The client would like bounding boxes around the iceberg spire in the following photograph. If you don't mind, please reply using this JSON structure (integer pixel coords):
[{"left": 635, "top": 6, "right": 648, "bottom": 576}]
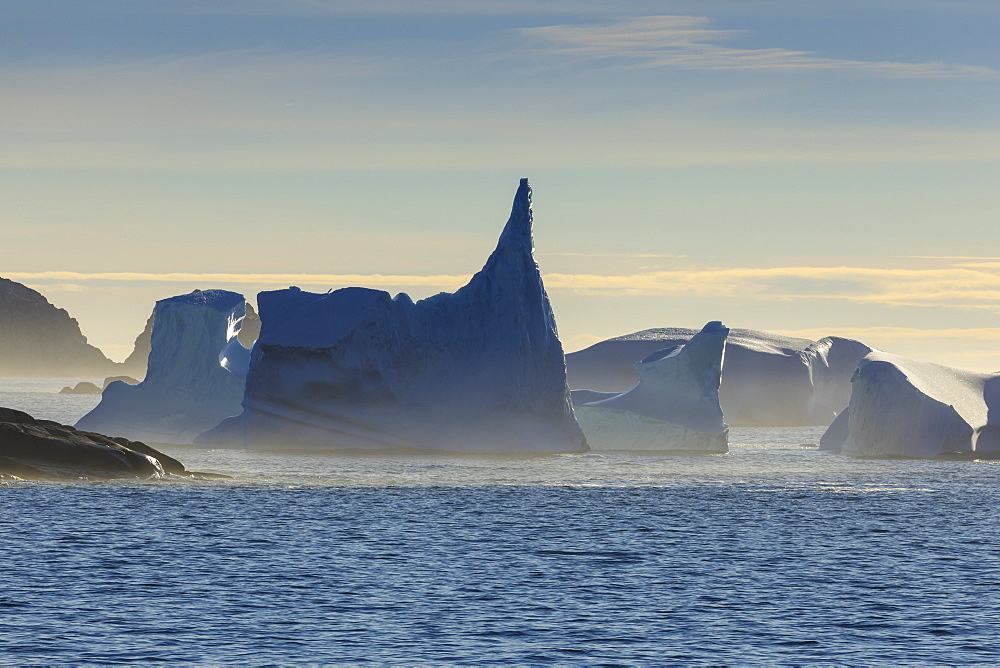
[
  {"left": 496, "top": 177, "right": 533, "bottom": 249},
  {"left": 198, "top": 179, "right": 586, "bottom": 453}
]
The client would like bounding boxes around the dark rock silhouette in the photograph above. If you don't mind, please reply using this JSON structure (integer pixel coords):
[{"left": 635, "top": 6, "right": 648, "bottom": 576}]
[
  {"left": 102, "top": 375, "right": 140, "bottom": 390},
  {"left": 238, "top": 302, "right": 261, "bottom": 348},
  {"left": 119, "top": 312, "right": 154, "bottom": 379},
  {"left": 0, "top": 406, "right": 228, "bottom": 481},
  {"left": 0, "top": 407, "right": 180, "bottom": 480},
  {"left": 59, "top": 381, "right": 102, "bottom": 395},
  {"left": 0, "top": 278, "right": 118, "bottom": 377}
]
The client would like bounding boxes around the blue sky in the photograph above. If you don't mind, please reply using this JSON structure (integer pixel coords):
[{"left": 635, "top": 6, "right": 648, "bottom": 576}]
[{"left": 3, "top": 0, "right": 1000, "bottom": 369}]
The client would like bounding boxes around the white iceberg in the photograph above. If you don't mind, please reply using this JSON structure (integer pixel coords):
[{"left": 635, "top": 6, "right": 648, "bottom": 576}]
[
  {"left": 76, "top": 290, "right": 249, "bottom": 444},
  {"left": 572, "top": 321, "right": 729, "bottom": 452},
  {"left": 198, "top": 179, "right": 587, "bottom": 453},
  {"left": 567, "top": 329, "right": 870, "bottom": 426},
  {"left": 821, "top": 351, "right": 1000, "bottom": 459}
]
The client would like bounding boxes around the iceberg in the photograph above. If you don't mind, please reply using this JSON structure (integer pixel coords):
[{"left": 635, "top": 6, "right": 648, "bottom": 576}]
[
  {"left": 572, "top": 321, "right": 729, "bottom": 452},
  {"left": 566, "top": 329, "right": 870, "bottom": 426},
  {"left": 75, "top": 290, "right": 249, "bottom": 444},
  {"left": 820, "top": 351, "right": 1000, "bottom": 459},
  {"left": 198, "top": 179, "right": 587, "bottom": 453},
  {"left": 120, "top": 300, "right": 259, "bottom": 381},
  {"left": 818, "top": 408, "right": 850, "bottom": 453}
]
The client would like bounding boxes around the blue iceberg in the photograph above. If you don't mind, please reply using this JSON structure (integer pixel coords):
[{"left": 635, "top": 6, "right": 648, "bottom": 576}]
[{"left": 199, "top": 179, "right": 587, "bottom": 453}]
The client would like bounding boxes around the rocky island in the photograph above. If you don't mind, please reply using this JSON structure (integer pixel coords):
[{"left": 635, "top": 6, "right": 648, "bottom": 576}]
[{"left": 0, "top": 406, "right": 213, "bottom": 481}]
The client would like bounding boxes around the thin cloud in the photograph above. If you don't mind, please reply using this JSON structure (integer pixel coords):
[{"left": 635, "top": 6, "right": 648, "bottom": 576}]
[
  {"left": 8, "top": 271, "right": 471, "bottom": 289},
  {"left": 953, "top": 262, "right": 1000, "bottom": 269},
  {"left": 907, "top": 256, "right": 1000, "bottom": 260},
  {"left": 540, "top": 252, "right": 685, "bottom": 258},
  {"left": 12, "top": 265, "right": 1000, "bottom": 311},
  {"left": 774, "top": 327, "right": 1000, "bottom": 342},
  {"left": 87, "top": 0, "right": 635, "bottom": 17},
  {"left": 35, "top": 283, "right": 87, "bottom": 293},
  {"left": 522, "top": 15, "right": 998, "bottom": 78}
]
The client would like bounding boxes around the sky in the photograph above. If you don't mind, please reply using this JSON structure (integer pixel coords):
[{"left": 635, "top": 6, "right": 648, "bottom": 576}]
[{"left": 2, "top": 0, "right": 1000, "bottom": 370}]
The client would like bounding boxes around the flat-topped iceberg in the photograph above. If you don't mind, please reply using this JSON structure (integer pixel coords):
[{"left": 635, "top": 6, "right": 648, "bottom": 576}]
[
  {"left": 567, "top": 329, "right": 869, "bottom": 426},
  {"left": 198, "top": 179, "right": 587, "bottom": 453},
  {"left": 821, "top": 351, "right": 1000, "bottom": 459},
  {"left": 572, "top": 321, "right": 729, "bottom": 452},
  {"left": 76, "top": 290, "right": 249, "bottom": 444}
]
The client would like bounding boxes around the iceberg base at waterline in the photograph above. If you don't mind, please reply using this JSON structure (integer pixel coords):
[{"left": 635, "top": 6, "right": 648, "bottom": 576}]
[
  {"left": 572, "top": 321, "right": 729, "bottom": 453},
  {"left": 573, "top": 408, "right": 728, "bottom": 453},
  {"left": 76, "top": 290, "right": 249, "bottom": 445},
  {"left": 821, "top": 350, "right": 1000, "bottom": 460}
]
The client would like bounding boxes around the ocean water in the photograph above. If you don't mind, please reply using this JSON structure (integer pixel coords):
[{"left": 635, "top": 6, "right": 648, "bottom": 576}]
[{"left": 2, "top": 380, "right": 1000, "bottom": 664}]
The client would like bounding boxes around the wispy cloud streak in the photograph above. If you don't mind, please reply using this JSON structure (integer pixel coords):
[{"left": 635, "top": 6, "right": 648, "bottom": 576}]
[
  {"left": 774, "top": 327, "right": 1000, "bottom": 342},
  {"left": 8, "top": 271, "right": 471, "bottom": 288},
  {"left": 523, "top": 16, "right": 998, "bottom": 78},
  {"left": 540, "top": 252, "right": 685, "bottom": 258},
  {"left": 12, "top": 265, "right": 1000, "bottom": 311}
]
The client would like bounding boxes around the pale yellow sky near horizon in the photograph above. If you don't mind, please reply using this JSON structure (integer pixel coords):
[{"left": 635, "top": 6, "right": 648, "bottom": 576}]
[
  {"left": 4, "top": 2, "right": 1000, "bottom": 372},
  {"left": 16, "top": 256, "right": 1000, "bottom": 373}
]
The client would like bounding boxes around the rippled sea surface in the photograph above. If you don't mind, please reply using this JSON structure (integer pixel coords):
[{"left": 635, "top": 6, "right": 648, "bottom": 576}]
[{"left": 2, "top": 381, "right": 1000, "bottom": 664}]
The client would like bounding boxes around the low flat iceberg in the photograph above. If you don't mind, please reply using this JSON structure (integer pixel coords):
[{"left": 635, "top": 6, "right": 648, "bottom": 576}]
[
  {"left": 198, "top": 179, "right": 587, "bottom": 453},
  {"left": 76, "top": 290, "right": 249, "bottom": 444},
  {"left": 572, "top": 321, "right": 729, "bottom": 453},
  {"left": 567, "top": 329, "right": 870, "bottom": 426},
  {"left": 821, "top": 351, "right": 1000, "bottom": 459}
]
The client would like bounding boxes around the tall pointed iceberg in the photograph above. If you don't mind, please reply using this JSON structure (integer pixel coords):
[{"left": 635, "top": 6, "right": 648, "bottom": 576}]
[
  {"left": 76, "top": 290, "right": 249, "bottom": 444},
  {"left": 199, "top": 179, "right": 587, "bottom": 453}
]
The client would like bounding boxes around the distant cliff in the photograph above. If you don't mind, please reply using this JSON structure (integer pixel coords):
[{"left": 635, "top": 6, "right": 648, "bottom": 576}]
[
  {"left": 119, "top": 312, "right": 153, "bottom": 379},
  {"left": 239, "top": 302, "right": 261, "bottom": 348},
  {"left": 0, "top": 278, "right": 119, "bottom": 377}
]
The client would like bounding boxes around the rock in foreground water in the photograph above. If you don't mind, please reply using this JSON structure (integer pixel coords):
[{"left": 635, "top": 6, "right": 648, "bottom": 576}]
[{"left": 0, "top": 407, "right": 193, "bottom": 481}]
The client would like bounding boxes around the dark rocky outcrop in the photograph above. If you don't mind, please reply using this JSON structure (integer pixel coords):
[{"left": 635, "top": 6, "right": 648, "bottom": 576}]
[
  {"left": 102, "top": 375, "right": 140, "bottom": 390},
  {"left": 59, "top": 381, "right": 102, "bottom": 395},
  {"left": 238, "top": 302, "right": 261, "bottom": 348},
  {"left": 58, "top": 376, "right": 139, "bottom": 395},
  {"left": 119, "top": 313, "right": 154, "bottom": 380},
  {"left": 0, "top": 278, "right": 119, "bottom": 377},
  {"left": 0, "top": 406, "right": 215, "bottom": 481}
]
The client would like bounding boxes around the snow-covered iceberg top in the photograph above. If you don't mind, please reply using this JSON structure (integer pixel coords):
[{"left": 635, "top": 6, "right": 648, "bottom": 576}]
[
  {"left": 572, "top": 321, "right": 729, "bottom": 452},
  {"left": 822, "top": 350, "right": 1000, "bottom": 459},
  {"left": 198, "top": 179, "right": 587, "bottom": 453},
  {"left": 76, "top": 289, "right": 249, "bottom": 444}
]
